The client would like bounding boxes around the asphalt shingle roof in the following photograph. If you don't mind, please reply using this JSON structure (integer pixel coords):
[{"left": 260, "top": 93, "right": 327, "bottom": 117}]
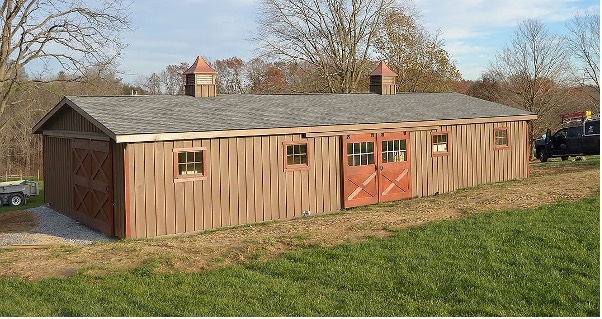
[{"left": 64, "top": 93, "right": 534, "bottom": 136}]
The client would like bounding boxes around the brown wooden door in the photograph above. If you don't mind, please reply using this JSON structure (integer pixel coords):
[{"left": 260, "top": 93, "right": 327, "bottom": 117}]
[
  {"left": 377, "top": 131, "right": 411, "bottom": 203},
  {"left": 342, "top": 133, "right": 379, "bottom": 208},
  {"left": 342, "top": 132, "right": 412, "bottom": 208},
  {"left": 72, "top": 139, "right": 114, "bottom": 235}
]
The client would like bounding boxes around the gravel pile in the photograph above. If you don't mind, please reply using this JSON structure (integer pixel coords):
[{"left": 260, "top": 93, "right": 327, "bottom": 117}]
[{"left": 0, "top": 206, "right": 115, "bottom": 246}]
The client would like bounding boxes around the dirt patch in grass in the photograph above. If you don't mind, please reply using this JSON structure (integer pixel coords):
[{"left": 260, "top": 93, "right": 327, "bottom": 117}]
[
  {"left": 0, "top": 161, "right": 599, "bottom": 281},
  {"left": 0, "top": 211, "right": 38, "bottom": 233}
]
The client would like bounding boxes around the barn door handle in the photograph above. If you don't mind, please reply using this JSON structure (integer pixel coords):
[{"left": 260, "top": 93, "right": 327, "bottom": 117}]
[{"left": 380, "top": 165, "right": 384, "bottom": 171}]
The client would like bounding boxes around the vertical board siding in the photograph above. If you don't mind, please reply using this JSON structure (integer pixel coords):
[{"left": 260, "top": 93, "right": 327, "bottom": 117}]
[
  {"left": 112, "top": 143, "right": 126, "bottom": 238},
  {"left": 43, "top": 136, "right": 73, "bottom": 218},
  {"left": 124, "top": 121, "right": 528, "bottom": 239},
  {"left": 124, "top": 134, "right": 342, "bottom": 238},
  {"left": 410, "top": 121, "right": 529, "bottom": 198},
  {"left": 45, "top": 136, "right": 128, "bottom": 238},
  {"left": 44, "top": 107, "right": 103, "bottom": 133}
]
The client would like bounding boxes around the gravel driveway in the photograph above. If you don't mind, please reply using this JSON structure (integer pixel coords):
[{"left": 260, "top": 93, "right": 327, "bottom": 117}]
[{"left": 0, "top": 206, "right": 115, "bottom": 246}]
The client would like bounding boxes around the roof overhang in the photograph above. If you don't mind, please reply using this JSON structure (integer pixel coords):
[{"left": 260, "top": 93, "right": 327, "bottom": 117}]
[
  {"left": 32, "top": 97, "right": 117, "bottom": 141},
  {"left": 113, "top": 114, "right": 537, "bottom": 143}
]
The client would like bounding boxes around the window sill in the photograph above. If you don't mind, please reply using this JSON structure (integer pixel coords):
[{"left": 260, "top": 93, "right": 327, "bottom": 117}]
[
  {"left": 174, "top": 175, "right": 207, "bottom": 182},
  {"left": 284, "top": 165, "right": 310, "bottom": 172},
  {"left": 432, "top": 151, "right": 450, "bottom": 157}
]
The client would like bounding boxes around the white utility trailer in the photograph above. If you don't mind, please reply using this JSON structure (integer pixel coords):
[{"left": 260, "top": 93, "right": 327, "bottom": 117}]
[{"left": 0, "top": 180, "right": 40, "bottom": 206}]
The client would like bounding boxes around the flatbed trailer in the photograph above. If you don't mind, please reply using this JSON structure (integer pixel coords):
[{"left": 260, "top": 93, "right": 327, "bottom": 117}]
[{"left": 0, "top": 180, "right": 40, "bottom": 206}]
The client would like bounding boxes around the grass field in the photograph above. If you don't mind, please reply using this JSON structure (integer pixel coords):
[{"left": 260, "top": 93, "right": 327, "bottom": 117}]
[
  {"left": 0, "top": 194, "right": 598, "bottom": 316},
  {"left": 531, "top": 154, "right": 600, "bottom": 167}
]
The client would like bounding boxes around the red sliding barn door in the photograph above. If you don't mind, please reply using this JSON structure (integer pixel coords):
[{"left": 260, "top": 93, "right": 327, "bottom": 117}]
[
  {"left": 378, "top": 131, "right": 411, "bottom": 203},
  {"left": 72, "top": 139, "right": 114, "bottom": 235},
  {"left": 342, "top": 133, "right": 379, "bottom": 208},
  {"left": 342, "top": 132, "right": 412, "bottom": 208}
]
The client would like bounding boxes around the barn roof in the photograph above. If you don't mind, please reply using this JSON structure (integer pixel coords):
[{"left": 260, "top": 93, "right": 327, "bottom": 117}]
[{"left": 33, "top": 92, "right": 536, "bottom": 143}]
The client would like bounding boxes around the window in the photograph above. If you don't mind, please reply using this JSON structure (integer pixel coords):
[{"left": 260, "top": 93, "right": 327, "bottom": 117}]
[
  {"left": 174, "top": 147, "right": 207, "bottom": 181},
  {"left": 284, "top": 141, "right": 310, "bottom": 171},
  {"left": 347, "top": 141, "right": 375, "bottom": 166},
  {"left": 566, "top": 126, "right": 583, "bottom": 138},
  {"left": 382, "top": 139, "right": 407, "bottom": 163},
  {"left": 494, "top": 127, "right": 509, "bottom": 149},
  {"left": 584, "top": 120, "right": 599, "bottom": 135},
  {"left": 553, "top": 128, "right": 568, "bottom": 138},
  {"left": 432, "top": 132, "right": 449, "bottom": 156}
]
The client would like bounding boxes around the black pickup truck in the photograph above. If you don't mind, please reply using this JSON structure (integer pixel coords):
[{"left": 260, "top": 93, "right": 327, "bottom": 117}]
[{"left": 534, "top": 118, "right": 600, "bottom": 162}]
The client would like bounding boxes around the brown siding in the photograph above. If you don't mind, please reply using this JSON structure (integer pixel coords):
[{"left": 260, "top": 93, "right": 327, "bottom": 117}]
[
  {"left": 410, "top": 121, "right": 529, "bottom": 198},
  {"left": 43, "top": 136, "right": 73, "bottom": 215},
  {"left": 44, "top": 136, "right": 127, "bottom": 238},
  {"left": 125, "top": 134, "right": 342, "bottom": 238},
  {"left": 43, "top": 107, "right": 103, "bottom": 132},
  {"left": 123, "top": 120, "right": 529, "bottom": 239},
  {"left": 112, "top": 143, "right": 126, "bottom": 238}
]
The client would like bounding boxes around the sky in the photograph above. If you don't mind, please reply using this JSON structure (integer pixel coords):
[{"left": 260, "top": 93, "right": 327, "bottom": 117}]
[{"left": 118, "top": 0, "right": 600, "bottom": 84}]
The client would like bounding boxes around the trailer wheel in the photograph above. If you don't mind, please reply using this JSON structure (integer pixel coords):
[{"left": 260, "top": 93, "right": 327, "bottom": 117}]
[{"left": 8, "top": 194, "right": 24, "bottom": 206}]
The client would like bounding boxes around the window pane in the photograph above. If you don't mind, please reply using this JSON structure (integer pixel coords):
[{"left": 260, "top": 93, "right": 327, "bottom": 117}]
[
  {"left": 300, "top": 144, "right": 307, "bottom": 154},
  {"left": 286, "top": 143, "right": 308, "bottom": 167},
  {"left": 176, "top": 150, "right": 205, "bottom": 177},
  {"left": 585, "top": 121, "right": 599, "bottom": 134},
  {"left": 194, "top": 162, "right": 204, "bottom": 175},
  {"left": 300, "top": 154, "right": 307, "bottom": 165},
  {"left": 433, "top": 134, "right": 448, "bottom": 153},
  {"left": 347, "top": 154, "right": 354, "bottom": 166},
  {"left": 495, "top": 129, "right": 508, "bottom": 146}
]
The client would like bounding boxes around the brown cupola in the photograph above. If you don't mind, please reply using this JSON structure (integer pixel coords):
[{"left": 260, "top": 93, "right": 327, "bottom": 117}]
[
  {"left": 369, "top": 61, "right": 397, "bottom": 95},
  {"left": 184, "top": 56, "right": 218, "bottom": 97}
]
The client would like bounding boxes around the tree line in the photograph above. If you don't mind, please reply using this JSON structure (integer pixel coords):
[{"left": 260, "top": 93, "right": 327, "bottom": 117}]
[{"left": 0, "top": 0, "right": 599, "bottom": 178}]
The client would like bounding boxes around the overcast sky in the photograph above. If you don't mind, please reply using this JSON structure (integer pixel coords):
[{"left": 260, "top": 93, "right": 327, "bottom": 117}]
[{"left": 119, "top": 0, "right": 599, "bottom": 83}]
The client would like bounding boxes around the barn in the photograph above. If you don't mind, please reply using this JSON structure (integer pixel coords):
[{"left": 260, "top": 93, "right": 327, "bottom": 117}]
[{"left": 32, "top": 57, "right": 537, "bottom": 239}]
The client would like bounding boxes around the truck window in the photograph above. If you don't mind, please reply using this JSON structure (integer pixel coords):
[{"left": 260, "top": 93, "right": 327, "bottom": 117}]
[
  {"left": 566, "top": 126, "right": 583, "bottom": 138},
  {"left": 584, "top": 121, "right": 599, "bottom": 135},
  {"left": 553, "top": 128, "right": 568, "bottom": 138}
]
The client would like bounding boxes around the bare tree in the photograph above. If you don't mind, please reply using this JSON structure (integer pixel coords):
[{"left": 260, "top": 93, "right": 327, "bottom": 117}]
[
  {"left": 214, "top": 57, "right": 246, "bottom": 94},
  {"left": 255, "top": 0, "right": 398, "bottom": 93},
  {"left": 374, "top": 7, "right": 461, "bottom": 92},
  {"left": 142, "top": 73, "right": 161, "bottom": 95},
  {"left": 566, "top": 11, "right": 600, "bottom": 90},
  {"left": 489, "top": 19, "right": 573, "bottom": 146},
  {"left": 160, "top": 63, "right": 189, "bottom": 95},
  {"left": 0, "top": 0, "right": 131, "bottom": 131}
]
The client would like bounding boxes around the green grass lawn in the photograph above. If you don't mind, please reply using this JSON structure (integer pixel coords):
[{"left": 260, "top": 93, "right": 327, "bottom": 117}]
[
  {"left": 0, "top": 178, "right": 44, "bottom": 213},
  {"left": 531, "top": 154, "right": 600, "bottom": 168},
  {"left": 0, "top": 194, "right": 598, "bottom": 316}
]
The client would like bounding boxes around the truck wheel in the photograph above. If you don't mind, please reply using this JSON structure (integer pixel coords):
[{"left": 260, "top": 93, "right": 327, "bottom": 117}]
[
  {"left": 561, "top": 156, "right": 569, "bottom": 161},
  {"left": 8, "top": 194, "right": 24, "bottom": 206},
  {"left": 539, "top": 151, "right": 549, "bottom": 162}
]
